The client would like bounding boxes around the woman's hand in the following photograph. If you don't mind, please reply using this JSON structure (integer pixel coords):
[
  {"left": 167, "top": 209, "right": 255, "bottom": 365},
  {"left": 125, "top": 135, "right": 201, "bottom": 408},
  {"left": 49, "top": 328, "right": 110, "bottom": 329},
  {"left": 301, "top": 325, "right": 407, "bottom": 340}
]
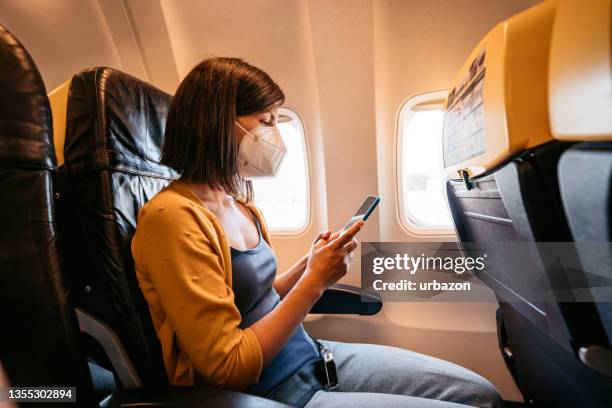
[
  {"left": 272, "top": 227, "right": 357, "bottom": 299},
  {"left": 298, "top": 221, "right": 364, "bottom": 296}
]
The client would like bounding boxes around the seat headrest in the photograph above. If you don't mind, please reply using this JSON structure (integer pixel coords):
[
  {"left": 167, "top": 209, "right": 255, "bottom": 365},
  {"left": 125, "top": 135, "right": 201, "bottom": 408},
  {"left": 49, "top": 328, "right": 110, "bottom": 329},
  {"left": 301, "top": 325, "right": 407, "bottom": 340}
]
[
  {"left": 0, "top": 24, "right": 55, "bottom": 170},
  {"left": 65, "top": 67, "right": 177, "bottom": 179},
  {"left": 549, "top": 0, "right": 612, "bottom": 142},
  {"left": 442, "top": 1, "right": 557, "bottom": 179}
]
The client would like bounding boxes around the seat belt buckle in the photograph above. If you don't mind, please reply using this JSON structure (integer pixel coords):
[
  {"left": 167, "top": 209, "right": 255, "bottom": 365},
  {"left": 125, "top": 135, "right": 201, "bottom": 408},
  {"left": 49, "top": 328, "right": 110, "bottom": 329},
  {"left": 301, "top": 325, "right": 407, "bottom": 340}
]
[{"left": 321, "top": 346, "right": 339, "bottom": 390}]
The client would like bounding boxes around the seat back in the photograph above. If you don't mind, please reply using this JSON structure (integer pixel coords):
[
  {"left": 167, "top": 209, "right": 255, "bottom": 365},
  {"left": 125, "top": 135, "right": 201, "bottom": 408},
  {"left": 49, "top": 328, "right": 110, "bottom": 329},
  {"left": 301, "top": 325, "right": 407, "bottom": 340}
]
[
  {"left": 444, "top": 0, "right": 571, "bottom": 330},
  {"left": 549, "top": 0, "right": 612, "bottom": 368},
  {"left": 54, "top": 67, "right": 178, "bottom": 388},
  {"left": 0, "top": 24, "right": 96, "bottom": 405},
  {"left": 443, "top": 2, "right": 612, "bottom": 406}
]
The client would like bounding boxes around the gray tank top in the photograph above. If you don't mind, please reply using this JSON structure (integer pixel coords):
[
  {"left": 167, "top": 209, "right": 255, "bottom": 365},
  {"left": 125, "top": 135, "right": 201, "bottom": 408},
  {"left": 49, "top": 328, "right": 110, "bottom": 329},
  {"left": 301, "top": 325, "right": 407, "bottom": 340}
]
[{"left": 230, "top": 214, "right": 319, "bottom": 396}]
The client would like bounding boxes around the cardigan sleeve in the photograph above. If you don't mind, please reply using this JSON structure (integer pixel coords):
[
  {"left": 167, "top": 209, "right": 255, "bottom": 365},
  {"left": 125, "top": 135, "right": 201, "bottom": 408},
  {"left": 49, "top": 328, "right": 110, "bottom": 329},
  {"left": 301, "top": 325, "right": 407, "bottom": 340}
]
[{"left": 133, "top": 201, "right": 263, "bottom": 390}]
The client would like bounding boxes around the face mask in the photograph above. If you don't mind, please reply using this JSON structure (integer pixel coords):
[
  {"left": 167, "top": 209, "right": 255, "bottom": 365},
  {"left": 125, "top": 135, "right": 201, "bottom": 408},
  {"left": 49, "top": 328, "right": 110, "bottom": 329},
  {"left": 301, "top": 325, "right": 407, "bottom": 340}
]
[{"left": 235, "top": 121, "right": 287, "bottom": 179}]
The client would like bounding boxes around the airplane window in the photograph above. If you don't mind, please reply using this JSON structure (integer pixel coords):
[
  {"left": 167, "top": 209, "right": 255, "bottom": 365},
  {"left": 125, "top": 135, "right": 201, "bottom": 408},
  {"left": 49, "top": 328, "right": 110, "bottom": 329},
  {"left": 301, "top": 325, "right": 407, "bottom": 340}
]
[
  {"left": 398, "top": 91, "right": 453, "bottom": 233},
  {"left": 251, "top": 108, "right": 310, "bottom": 233}
]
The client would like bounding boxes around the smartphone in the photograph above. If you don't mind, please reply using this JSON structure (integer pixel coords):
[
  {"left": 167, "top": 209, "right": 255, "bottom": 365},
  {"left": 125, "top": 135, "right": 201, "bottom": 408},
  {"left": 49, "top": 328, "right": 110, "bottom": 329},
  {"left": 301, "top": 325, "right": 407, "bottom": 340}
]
[{"left": 343, "top": 195, "right": 380, "bottom": 230}]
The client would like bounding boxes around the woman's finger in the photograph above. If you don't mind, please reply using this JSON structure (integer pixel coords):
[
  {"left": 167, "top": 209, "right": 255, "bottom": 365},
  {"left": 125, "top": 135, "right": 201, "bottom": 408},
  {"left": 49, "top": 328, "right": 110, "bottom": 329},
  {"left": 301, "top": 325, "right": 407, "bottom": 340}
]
[
  {"left": 328, "top": 230, "right": 341, "bottom": 241},
  {"left": 342, "top": 243, "right": 357, "bottom": 256},
  {"left": 341, "top": 237, "right": 359, "bottom": 254},
  {"left": 328, "top": 220, "right": 364, "bottom": 250},
  {"left": 313, "top": 230, "right": 331, "bottom": 245}
]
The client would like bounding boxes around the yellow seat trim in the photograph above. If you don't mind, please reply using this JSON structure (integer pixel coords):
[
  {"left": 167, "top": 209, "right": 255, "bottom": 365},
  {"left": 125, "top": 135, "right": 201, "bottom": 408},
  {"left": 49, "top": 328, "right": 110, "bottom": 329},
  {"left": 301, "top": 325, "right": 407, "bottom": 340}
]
[{"left": 48, "top": 79, "right": 71, "bottom": 167}]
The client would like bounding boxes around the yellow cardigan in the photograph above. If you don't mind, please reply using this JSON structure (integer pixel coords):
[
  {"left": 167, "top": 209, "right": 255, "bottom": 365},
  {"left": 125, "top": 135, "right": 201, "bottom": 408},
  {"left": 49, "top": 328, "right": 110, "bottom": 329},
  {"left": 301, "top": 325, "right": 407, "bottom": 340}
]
[{"left": 131, "top": 179, "right": 271, "bottom": 390}]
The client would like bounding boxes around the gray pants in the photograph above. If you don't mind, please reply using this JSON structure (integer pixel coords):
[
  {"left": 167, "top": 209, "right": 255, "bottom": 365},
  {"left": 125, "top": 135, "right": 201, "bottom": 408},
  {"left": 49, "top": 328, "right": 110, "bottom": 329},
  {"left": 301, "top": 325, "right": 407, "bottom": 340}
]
[{"left": 303, "top": 340, "right": 503, "bottom": 408}]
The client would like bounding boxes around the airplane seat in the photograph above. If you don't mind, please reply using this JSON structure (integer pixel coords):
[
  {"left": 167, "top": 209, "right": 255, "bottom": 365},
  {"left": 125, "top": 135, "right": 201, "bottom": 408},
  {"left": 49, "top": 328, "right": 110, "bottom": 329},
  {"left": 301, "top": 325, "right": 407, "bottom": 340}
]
[
  {"left": 54, "top": 66, "right": 178, "bottom": 390},
  {"left": 0, "top": 23, "right": 98, "bottom": 405},
  {"left": 444, "top": 1, "right": 612, "bottom": 406},
  {"left": 549, "top": 0, "right": 612, "bottom": 374}
]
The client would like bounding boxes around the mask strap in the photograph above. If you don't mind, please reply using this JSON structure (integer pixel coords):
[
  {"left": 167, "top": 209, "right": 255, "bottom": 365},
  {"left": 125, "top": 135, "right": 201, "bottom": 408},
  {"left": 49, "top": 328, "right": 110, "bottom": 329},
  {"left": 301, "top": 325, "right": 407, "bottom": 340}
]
[{"left": 235, "top": 121, "right": 250, "bottom": 134}]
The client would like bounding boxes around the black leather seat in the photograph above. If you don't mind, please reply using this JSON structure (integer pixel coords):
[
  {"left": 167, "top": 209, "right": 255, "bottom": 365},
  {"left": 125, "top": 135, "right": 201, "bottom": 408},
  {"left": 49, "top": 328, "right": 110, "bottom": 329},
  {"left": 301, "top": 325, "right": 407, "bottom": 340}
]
[
  {"left": 53, "top": 66, "right": 380, "bottom": 406},
  {"left": 0, "top": 23, "right": 98, "bottom": 406},
  {"left": 56, "top": 67, "right": 176, "bottom": 390}
]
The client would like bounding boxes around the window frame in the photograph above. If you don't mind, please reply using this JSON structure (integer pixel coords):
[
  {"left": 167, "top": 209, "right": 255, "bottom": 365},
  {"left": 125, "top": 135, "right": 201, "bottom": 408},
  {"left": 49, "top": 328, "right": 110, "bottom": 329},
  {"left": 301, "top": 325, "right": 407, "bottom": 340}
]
[
  {"left": 395, "top": 90, "right": 455, "bottom": 236},
  {"left": 255, "top": 107, "right": 311, "bottom": 236}
]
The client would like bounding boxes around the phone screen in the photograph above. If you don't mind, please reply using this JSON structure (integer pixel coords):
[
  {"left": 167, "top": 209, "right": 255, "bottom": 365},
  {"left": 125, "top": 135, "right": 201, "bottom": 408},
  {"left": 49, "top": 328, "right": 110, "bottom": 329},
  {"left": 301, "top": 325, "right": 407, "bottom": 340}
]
[
  {"left": 354, "top": 196, "right": 379, "bottom": 217},
  {"left": 343, "top": 195, "right": 380, "bottom": 230}
]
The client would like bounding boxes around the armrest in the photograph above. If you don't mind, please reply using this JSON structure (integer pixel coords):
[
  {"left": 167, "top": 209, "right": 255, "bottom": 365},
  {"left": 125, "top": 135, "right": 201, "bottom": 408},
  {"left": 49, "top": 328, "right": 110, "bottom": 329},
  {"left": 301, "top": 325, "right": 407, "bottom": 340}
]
[
  {"left": 309, "top": 284, "right": 382, "bottom": 315},
  {"left": 101, "top": 385, "right": 292, "bottom": 408}
]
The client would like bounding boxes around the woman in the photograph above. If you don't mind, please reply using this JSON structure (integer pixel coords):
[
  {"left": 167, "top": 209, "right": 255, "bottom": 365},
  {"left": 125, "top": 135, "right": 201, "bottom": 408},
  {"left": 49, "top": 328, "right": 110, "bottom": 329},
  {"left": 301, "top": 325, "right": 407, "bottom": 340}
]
[{"left": 131, "top": 57, "right": 503, "bottom": 408}]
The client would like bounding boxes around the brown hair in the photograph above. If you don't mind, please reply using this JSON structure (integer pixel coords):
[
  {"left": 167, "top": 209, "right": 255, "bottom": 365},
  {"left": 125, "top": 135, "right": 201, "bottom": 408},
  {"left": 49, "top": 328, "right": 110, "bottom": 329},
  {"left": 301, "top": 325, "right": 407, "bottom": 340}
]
[{"left": 160, "top": 57, "right": 285, "bottom": 201}]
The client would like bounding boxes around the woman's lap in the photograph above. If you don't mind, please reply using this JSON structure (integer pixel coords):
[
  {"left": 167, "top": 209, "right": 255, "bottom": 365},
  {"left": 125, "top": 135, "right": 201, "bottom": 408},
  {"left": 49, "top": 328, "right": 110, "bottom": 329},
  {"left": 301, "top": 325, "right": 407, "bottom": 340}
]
[{"left": 302, "top": 340, "right": 503, "bottom": 408}]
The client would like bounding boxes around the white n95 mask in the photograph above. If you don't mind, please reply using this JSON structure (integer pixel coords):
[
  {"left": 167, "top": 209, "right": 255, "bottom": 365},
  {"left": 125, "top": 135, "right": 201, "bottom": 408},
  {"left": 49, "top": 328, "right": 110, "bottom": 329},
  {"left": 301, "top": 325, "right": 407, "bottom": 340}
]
[{"left": 235, "top": 121, "right": 288, "bottom": 179}]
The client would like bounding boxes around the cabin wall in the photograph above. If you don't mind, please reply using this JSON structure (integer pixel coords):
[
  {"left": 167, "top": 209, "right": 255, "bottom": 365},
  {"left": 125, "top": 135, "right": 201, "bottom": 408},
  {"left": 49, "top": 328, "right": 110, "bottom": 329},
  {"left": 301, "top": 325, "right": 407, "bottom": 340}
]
[
  {"left": 0, "top": 0, "right": 123, "bottom": 88},
  {"left": 0, "top": 0, "right": 543, "bottom": 401}
]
